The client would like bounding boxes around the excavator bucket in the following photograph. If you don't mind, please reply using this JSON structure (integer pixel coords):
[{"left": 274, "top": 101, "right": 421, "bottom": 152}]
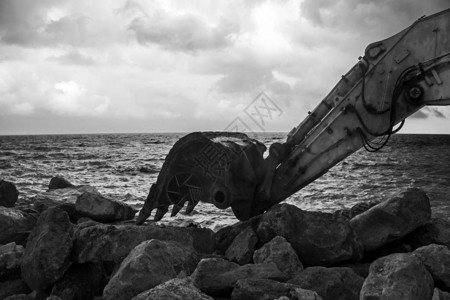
[{"left": 136, "top": 132, "right": 267, "bottom": 223}]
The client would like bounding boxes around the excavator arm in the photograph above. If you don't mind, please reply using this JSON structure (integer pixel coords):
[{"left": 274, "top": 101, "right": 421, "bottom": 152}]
[{"left": 136, "top": 9, "right": 450, "bottom": 224}]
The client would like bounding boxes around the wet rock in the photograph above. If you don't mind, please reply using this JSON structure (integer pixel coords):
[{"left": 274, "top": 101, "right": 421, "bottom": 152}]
[
  {"left": 0, "top": 207, "right": 35, "bottom": 244},
  {"left": 253, "top": 236, "right": 303, "bottom": 279},
  {"left": 256, "top": 204, "right": 363, "bottom": 266},
  {"left": 131, "top": 277, "right": 213, "bottom": 300},
  {"left": 215, "top": 216, "right": 261, "bottom": 253},
  {"left": 433, "top": 288, "right": 450, "bottom": 300},
  {"left": 0, "top": 242, "right": 24, "bottom": 281},
  {"left": 191, "top": 258, "right": 286, "bottom": 297},
  {"left": 21, "top": 207, "right": 73, "bottom": 291},
  {"left": 50, "top": 263, "right": 104, "bottom": 300},
  {"left": 0, "top": 279, "right": 30, "bottom": 300},
  {"left": 32, "top": 186, "right": 100, "bottom": 211},
  {"left": 334, "top": 200, "right": 381, "bottom": 219},
  {"left": 410, "top": 218, "right": 450, "bottom": 249},
  {"left": 103, "top": 239, "right": 198, "bottom": 300},
  {"left": 0, "top": 180, "right": 19, "bottom": 208},
  {"left": 288, "top": 267, "right": 364, "bottom": 300},
  {"left": 350, "top": 188, "right": 431, "bottom": 251},
  {"left": 413, "top": 244, "right": 450, "bottom": 289},
  {"left": 72, "top": 223, "right": 215, "bottom": 265},
  {"left": 360, "top": 253, "right": 434, "bottom": 300},
  {"left": 48, "top": 176, "right": 74, "bottom": 190},
  {"left": 231, "top": 278, "right": 321, "bottom": 300},
  {"left": 225, "top": 226, "right": 258, "bottom": 265},
  {"left": 75, "top": 191, "right": 136, "bottom": 223}
]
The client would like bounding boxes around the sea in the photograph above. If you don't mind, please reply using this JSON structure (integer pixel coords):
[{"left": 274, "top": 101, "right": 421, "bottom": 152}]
[{"left": 0, "top": 133, "right": 449, "bottom": 230}]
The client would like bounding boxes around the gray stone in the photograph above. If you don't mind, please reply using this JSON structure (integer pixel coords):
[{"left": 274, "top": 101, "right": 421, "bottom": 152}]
[
  {"left": 51, "top": 263, "right": 104, "bottom": 300},
  {"left": 75, "top": 191, "right": 136, "bottom": 223},
  {"left": 0, "top": 180, "right": 19, "bottom": 208},
  {"left": 103, "top": 239, "right": 198, "bottom": 300},
  {"left": 350, "top": 188, "right": 431, "bottom": 251},
  {"left": 253, "top": 236, "right": 303, "bottom": 278},
  {"left": 360, "top": 253, "right": 434, "bottom": 300},
  {"left": 256, "top": 204, "right": 363, "bottom": 266},
  {"left": 433, "top": 288, "right": 450, "bottom": 300},
  {"left": 48, "top": 176, "right": 74, "bottom": 190},
  {"left": 21, "top": 207, "right": 73, "bottom": 291},
  {"left": 0, "top": 207, "right": 35, "bottom": 244},
  {"left": 131, "top": 277, "right": 213, "bottom": 300},
  {"left": 225, "top": 226, "right": 258, "bottom": 265},
  {"left": 191, "top": 258, "right": 286, "bottom": 297},
  {"left": 32, "top": 186, "right": 99, "bottom": 209},
  {"left": 73, "top": 223, "right": 213, "bottom": 265},
  {"left": 0, "top": 279, "right": 30, "bottom": 300},
  {"left": 288, "top": 267, "right": 364, "bottom": 300},
  {"left": 215, "top": 215, "right": 261, "bottom": 253},
  {"left": 4, "top": 294, "right": 31, "bottom": 300},
  {"left": 414, "top": 244, "right": 450, "bottom": 289},
  {"left": 231, "top": 278, "right": 321, "bottom": 300},
  {"left": 0, "top": 242, "right": 24, "bottom": 281},
  {"left": 411, "top": 218, "right": 450, "bottom": 249}
]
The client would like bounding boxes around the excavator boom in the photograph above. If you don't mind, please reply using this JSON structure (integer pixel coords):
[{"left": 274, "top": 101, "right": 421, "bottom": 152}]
[{"left": 136, "top": 9, "right": 450, "bottom": 224}]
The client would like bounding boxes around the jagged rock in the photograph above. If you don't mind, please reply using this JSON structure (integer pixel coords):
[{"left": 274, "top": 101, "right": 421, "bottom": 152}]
[
  {"left": 191, "top": 258, "right": 286, "bottom": 297},
  {"left": 253, "top": 236, "right": 303, "bottom": 279},
  {"left": 413, "top": 244, "right": 450, "bottom": 289},
  {"left": 21, "top": 207, "right": 73, "bottom": 291},
  {"left": 256, "top": 204, "right": 363, "bottom": 266},
  {"left": 231, "top": 278, "right": 322, "bottom": 300},
  {"left": 350, "top": 188, "right": 431, "bottom": 251},
  {"left": 0, "top": 207, "right": 35, "bottom": 244},
  {"left": 50, "top": 263, "right": 104, "bottom": 300},
  {"left": 0, "top": 279, "right": 30, "bottom": 300},
  {"left": 73, "top": 222, "right": 214, "bottom": 265},
  {"left": 0, "top": 180, "right": 19, "bottom": 208},
  {"left": 215, "top": 216, "right": 261, "bottom": 253},
  {"left": 225, "top": 226, "right": 258, "bottom": 265},
  {"left": 32, "top": 186, "right": 100, "bottom": 211},
  {"left": 103, "top": 239, "right": 198, "bottom": 300},
  {"left": 131, "top": 277, "right": 213, "bottom": 300},
  {"left": 433, "top": 288, "right": 450, "bottom": 300},
  {"left": 48, "top": 176, "right": 74, "bottom": 190},
  {"left": 75, "top": 191, "right": 136, "bottom": 223},
  {"left": 288, "top": 267, "right": 364, "bottom": 300},
  {"left": 410, "top": 218, "right": 450, "bottom": 249},
  {"left": 360, "top": 253, "right": 434, "bottom": 300},
  {"left": 0, "top": 242, "right": 24, "bottom": 281}
]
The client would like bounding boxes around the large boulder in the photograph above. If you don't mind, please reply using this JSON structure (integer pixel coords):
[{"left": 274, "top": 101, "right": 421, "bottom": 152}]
[
  {"left": 73, "top": 223, "right": 213, "bottom": 265},
  {"left": 253, "top": 236, "right": 303, "bottom": 279},
  {"left": 0, "top": 180, "right": 19, "bottom": 208},
  {"left": 21, "top": 207, "right": 73, "bottom": 291},
  {"left": 288, "top": 267, "right": 364, "bottom": 300},
  {"left": 191, "top": 258, "right": 286, "bottom": 297},
  {"left": 350, "top": 188, "right": 431, "bottom": 251},
  {"left": 50, "top": 263, "right": 104, "bottom": 300},
  {"left": 231, "top": 278, "right": 322, "bottom": 300},
  {"left": 103, "top": 239, "right": 198, "bottom": 300},
  {"left": 413, "top": 244, "right": 450, "bottom": 290},
  {"left": 32, "top": 186, "right": 99, "bottom": 212},
  {"left": 131, "top": 277, "right": 213, "bottom": 300},
  {"left": 75, "top": 191, "right": 136, "bottom": 222},
  {"left": 410, "top": 218, "right": 450, "bottom": 249},
  {"left": 215, "top": 216, "right": 261, "bottom": 253},
  {"left": 256, "top": 204, "right": 363, "bottom": 266},
  {"left": 225, "top": 226, "right": 258, "bottom": 265},
  {"left": 360, "top": 253, "right": 434, "bottom": 300},
  {"left": 0, "top": 242, "right": 24, "bottom": 281},
  {"left": 0, "top": 207, "right": 35, "bottom": 244},
  {"left": 433, "top": 288, "right": 450, "bottom": 300},
  {"left": 48, "top": 176, "right": 74, "bottom": 190}
]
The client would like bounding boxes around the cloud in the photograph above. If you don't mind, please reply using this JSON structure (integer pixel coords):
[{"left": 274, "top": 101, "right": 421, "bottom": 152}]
[
  {"left": 127, "top": 8, "right": 240, "bottom": 52},
  {"left": 50, "top": 49, "right": 97, "bottom": 65}
]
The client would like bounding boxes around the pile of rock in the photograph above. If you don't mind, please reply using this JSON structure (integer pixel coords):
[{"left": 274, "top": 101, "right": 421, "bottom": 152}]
[{"left": 1, "top": 177, "right": 450, "bottom": 300}]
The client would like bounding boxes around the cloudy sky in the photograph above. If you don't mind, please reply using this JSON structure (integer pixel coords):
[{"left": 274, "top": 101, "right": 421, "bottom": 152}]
[{"left": 0, "top": 0, "right": 449, "bottom": 135}]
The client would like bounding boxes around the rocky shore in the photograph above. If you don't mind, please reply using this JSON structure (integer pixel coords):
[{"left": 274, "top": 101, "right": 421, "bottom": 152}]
[{"left": 1, "top": 177, "right": 450, "bottom": 300}]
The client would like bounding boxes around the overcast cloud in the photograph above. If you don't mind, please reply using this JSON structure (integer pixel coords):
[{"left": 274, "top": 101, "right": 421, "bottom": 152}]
[{"left": 0, "top": 0, "right": 449, "bottom": 134}]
